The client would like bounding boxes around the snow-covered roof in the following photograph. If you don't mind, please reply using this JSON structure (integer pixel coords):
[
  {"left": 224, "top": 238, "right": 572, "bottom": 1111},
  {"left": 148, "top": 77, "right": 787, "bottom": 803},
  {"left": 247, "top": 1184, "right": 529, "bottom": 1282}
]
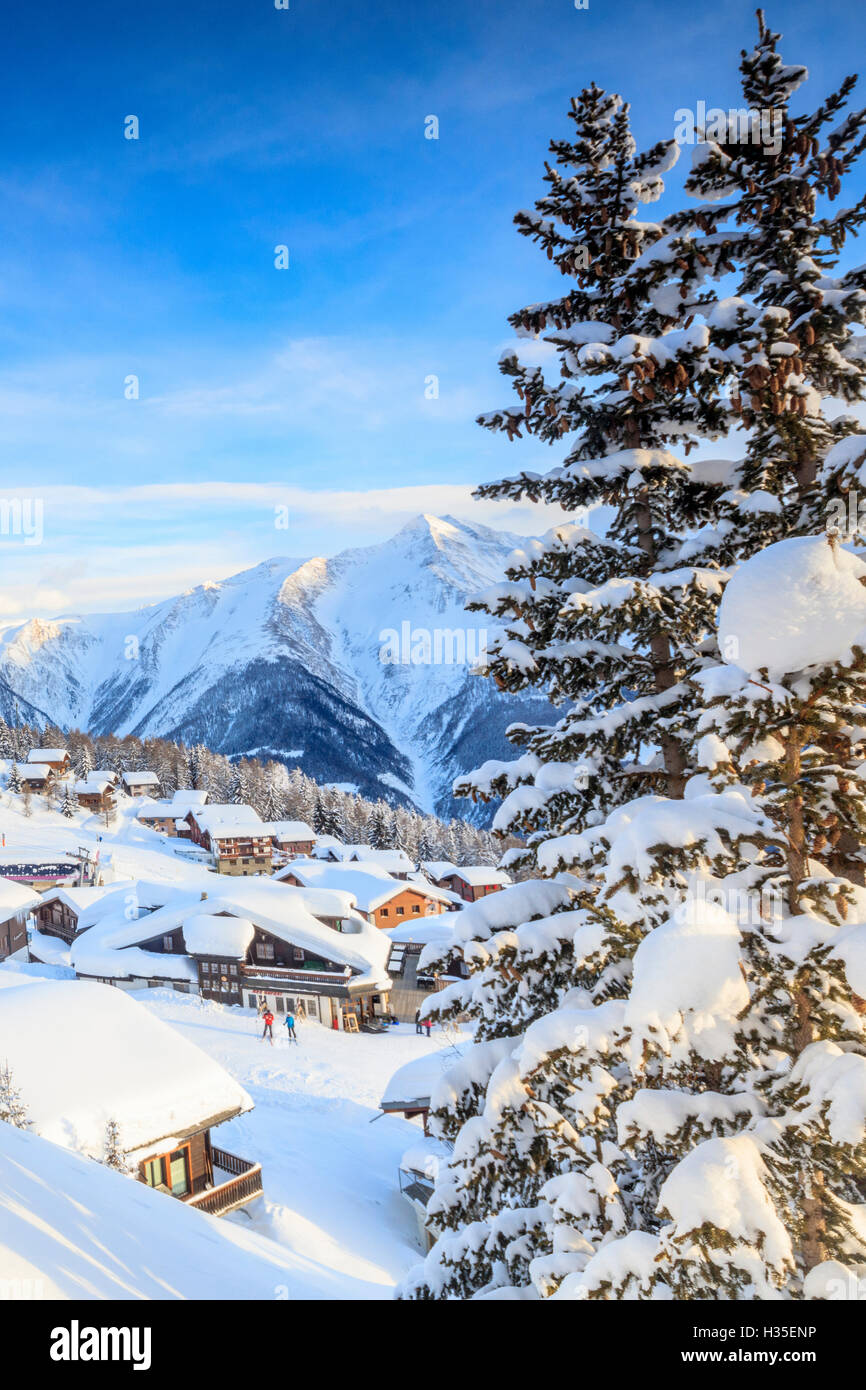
[
  {"left": 171, "top": 788, "right": 208, "bottom": 806},
  {"left": 265, "top": 820, "right": 315, "bottom": 841},
  {"left": 20, "top": 763, "right": 53, "bottom": 780},
  {"left": 136, "top": 801, "right": 176, "bottom": 819},
  {"left": 0, "top": 878, "right": 40, "bottom": 922},
  {"left": 275, "top": 858, "right": 450, "bottom": 913},
  {"left": 90, "top": 768, "right": 117, "bottom": 781},
  {"left": 27, "top": 748, "right": 68, "bottom": 762},
  {"left": 25, "top": 929, "right": 72, "bottom": 969},
  {"left": 381, "top": 1050, "right": 457, "bottom": 1109},
  {"left": 382, "top": 919, "right": 454, "bottom": 947},
  {"left": 70, "top": 876, "right": 391, "bottom": 987},
  {"left": 189, "top": 803, "right": 266, "bottom": 840},
  {"left": 121, "top": 769, "right": 161, "bottom": 786},
  {"left": 449, "top": 866, "right": 512, "bottom": 888},
  {"left": 421, "top": 860, "right": 458, "bottom": 880},
  {"left": 183, "top": 913, "right": 256, "bottom": 959},
  {"left": 400, "top": 1136, "right": 450, "bottom": 1184},
  {"left": 0, "top": 980, "right": 252, "bottom": 1156},
  {"left": 36, "top": 884, "right": 119, "bottom": 916},
  {"left": 347, "top": 846, "right": 413, "bottom": 873},
  {"left": 74, "top": 777, "right": 113, "bottom": 795}
]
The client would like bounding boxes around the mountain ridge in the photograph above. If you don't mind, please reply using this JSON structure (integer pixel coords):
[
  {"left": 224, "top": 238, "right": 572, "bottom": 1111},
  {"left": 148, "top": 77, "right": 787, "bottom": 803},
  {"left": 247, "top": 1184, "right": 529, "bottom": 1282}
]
[{"left": 0, "top": 515, "right": 551, "bottom": 821}]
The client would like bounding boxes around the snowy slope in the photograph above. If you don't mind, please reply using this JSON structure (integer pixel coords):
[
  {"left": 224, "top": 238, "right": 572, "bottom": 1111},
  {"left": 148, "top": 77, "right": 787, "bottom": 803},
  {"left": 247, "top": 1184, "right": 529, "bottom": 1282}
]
[
  {"left": 0, "top": 1117, "right": 379, "bottom": 1300},
  {"left": 0, "top": 962, "right": 471, "bottom": 1299},
  {"left": 0, "top": 516, "right": 552, "bottom": 819}
]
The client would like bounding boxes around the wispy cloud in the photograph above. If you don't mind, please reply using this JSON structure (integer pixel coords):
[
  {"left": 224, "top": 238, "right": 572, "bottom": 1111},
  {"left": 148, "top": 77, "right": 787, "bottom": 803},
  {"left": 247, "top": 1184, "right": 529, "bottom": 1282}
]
[{"left": 0, "top": 480, "right": 572, "bottom": 623}]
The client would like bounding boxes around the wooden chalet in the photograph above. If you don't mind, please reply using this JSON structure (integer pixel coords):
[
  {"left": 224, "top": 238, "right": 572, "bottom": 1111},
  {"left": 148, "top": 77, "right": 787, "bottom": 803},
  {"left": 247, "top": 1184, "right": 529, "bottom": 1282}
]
[
  {"left": 19, "top": 763, "right": 55, "bottom": 790},
  {"left": 68, "top": 877, "right": 393, "bottom": 1030},
  {"left": 425, "top": 863, "right": 511, "bottom": 903},
  {"left": 136, "top": 802, "right": 180, "bottom": 835},
  {"left": 26, "top": 747, "right": 71, "bottom": 775},
  {"left": 276, "top": 858, "right": 450, "bottom": 930},
  {"left": 266, "top": 820, "right": 316, "bottom": 857},
  {"left": 121, "top": 769, "right": 161, "bottom": 797},
  {"left": 31, "top": 884, "right": 118, "bottom": 948},
  {"left": 74, "top": 777, "right": 116, "bottom": 816},
  {"left": 0, "top": 980, "right": 263, "bottom": 1219},
  {"left": 379, "top": 1053, "right": 449, "bottom": 1133},
  {"left": 0, "top": 880, "right": 39, "bottom": 961},
  {"left": 185, "top": 804, "right": 273, "bottom": 875}
]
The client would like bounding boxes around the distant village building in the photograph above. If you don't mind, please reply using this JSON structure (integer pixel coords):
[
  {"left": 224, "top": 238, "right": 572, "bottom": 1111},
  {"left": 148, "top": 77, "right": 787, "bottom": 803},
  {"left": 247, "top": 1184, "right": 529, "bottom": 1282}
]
[
  {"left": 276, "top": 858, "right": 450, "bottom": 930},
  {"left": 0, "top": 880, "right": 39, "bottom": 961},
  {"left": 26, "top": 748, "right": 70, "bottom": 776},
  {"left": 423, "top": 862, "right": 511, "bottom": 903},
  {"left": 265, "top": 820, "right": 316, "bottom": 856},
  {"left": 185, "top": 805, "right": 273, "bottom": 875},
  {"left": 136, "top": 802, "right": 181, "bottom": 835},
  {"left": 29, "top": 885, "right": 121, "bottom": 957},
  {"left": 67, "top": 876, "right": 392, "bottom": 1030},
  {"left": 121, "top": 770, "right": 161, "bottom": 798},
  {"left": 19, "top": 764, "right": 55, "bottom": 791},
  {"left": 0, "top": 979, "right": 263, "bottom": 1218},
  {"left": 313, "top": 843, "right": 414, "bottom": 879},
  {"left": 74, "top": 777, "right": 116, "bottom": 817}
]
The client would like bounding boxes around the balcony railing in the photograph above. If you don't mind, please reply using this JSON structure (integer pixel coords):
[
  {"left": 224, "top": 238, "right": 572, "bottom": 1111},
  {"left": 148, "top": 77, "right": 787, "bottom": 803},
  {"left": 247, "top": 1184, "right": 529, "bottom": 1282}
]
[
  {"left": 185, "top": 1148, "right": 263, "bottom": 1218},
  {"left": 241, "top": 962, "right": 350, "bottom": 981}
]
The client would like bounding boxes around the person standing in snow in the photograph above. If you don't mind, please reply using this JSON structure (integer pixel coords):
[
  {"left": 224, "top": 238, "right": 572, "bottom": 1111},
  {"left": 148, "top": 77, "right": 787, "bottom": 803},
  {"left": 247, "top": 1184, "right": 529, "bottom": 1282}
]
[
  {"left": 284, "top": 1010, "right": 298, "bottom": 1043},
  {"left": 423, "top": 1017, "right": 432, "bottom": 1039},
  {"left": 261, "top": 1009, "right": 275, "bottom": 1043},
  {"left": 415, "top": 1008, "right": 423, "bottom": 1035}
]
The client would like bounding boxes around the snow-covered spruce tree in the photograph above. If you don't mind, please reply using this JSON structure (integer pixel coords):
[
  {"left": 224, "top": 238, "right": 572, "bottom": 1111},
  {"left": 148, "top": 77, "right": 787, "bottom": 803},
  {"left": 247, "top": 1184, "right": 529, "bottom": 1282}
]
[
  {"left": 0, "top": 1062, "right": 30, "bottom": 1129},
  {"left": 555, "top": 533, "right": 866, "bottom": 1300},
  {"left": 60, "top": 784, "right": 78, "bottom": 819},
  {"left": 679, "top": 10, "right": 866, "bottom": 556},
  {"left": 401, "top": 88, "right": 752, "bottom": 1301},
  {"left": 6, "top": 762, "right": 22, "bottom": 793},
  {"left": 102, "top": 1118, "right": 131, "bottom": 1174}
]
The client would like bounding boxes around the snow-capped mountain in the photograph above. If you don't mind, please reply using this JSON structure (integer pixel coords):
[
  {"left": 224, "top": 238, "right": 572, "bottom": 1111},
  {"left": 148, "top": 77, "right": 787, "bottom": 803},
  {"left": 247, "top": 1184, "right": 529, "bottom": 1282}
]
[{"left": 0, "top": 515, "right": 551, "bottom": 820}]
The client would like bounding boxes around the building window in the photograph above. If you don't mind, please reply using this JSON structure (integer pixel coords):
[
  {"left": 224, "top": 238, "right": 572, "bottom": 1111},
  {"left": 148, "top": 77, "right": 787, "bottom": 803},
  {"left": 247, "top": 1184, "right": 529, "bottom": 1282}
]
[
  {"left": 168, "top": 1148, "right": 190, "bottom": 1196},
  {"left": 396, "top": 906, "right": 405, "bottom": 916},
  {"left": 293, "top": 947, "right": 304, "bottom": 961},
  {"left": 162, "top": 935, "right": 173, "bottom": 951},
  {"left": 201, "top": 962, "right": 210, "bottom": 973},
  {"left": 258, "top": 942, "right": 275, "bottom": 961},
  {"left": 411, "top": 904, "right": 420, "bottom": 913},
  {"left": 380, "top": 908, "right": 389, "bottom": 918},
  {"left": 143, "top": 1156, "right": 165, "bottom": 1188},
  {"left": 229, "top": 963, "right": 238, "bottom": 976}
]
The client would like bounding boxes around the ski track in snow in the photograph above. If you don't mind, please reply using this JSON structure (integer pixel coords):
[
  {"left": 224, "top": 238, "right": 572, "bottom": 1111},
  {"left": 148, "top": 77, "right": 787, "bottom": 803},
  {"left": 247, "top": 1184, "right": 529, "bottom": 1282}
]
[{"left": 143, "top": 991, "right": 464, "bottom": 1297}]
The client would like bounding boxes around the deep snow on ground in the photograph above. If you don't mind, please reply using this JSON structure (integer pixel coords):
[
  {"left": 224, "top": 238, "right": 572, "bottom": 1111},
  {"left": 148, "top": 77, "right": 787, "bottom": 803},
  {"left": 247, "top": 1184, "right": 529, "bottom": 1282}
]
[
  {"left": 138, "top": 990, "right": 467, "bottom": 1298},
  {"left": 0, "top": 787, "right": 470, "bottom": 1298}
]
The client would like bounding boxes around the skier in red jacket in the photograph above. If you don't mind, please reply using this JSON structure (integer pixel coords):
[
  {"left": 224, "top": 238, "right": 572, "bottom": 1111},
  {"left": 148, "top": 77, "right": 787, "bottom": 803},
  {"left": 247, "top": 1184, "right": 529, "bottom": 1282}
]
[{"left": 261, "top": 1010, "right": 275, "bottom": 1043}]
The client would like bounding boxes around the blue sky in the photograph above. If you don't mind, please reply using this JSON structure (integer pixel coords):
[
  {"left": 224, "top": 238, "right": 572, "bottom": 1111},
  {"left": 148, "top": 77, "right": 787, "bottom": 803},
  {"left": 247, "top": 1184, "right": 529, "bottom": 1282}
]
[{"left": 0, "top": 0, "right": 863, "bottom": 618}]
